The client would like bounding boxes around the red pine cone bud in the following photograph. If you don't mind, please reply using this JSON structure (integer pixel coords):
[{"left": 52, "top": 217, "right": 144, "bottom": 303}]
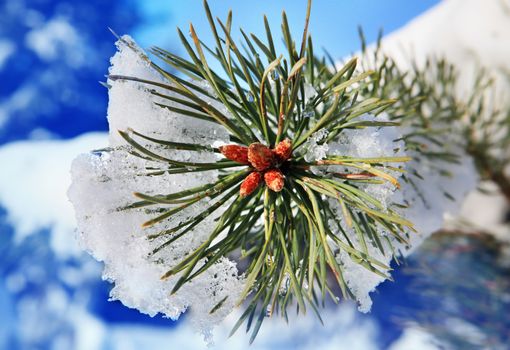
[
  {"left": 264, "top": 169, "right": 285, "bottom": 192},
  {"left": 240, "top": 171, "right": 262, "bottom": 197},
  {"left": 219, "top": 144, "right": 249, "bottom": 164},
  {"left": 248, "top": 143, "right": 274, "bottom": 171},
  {"left": 273, "top": 138, "right": 292, "bottom": 161}
]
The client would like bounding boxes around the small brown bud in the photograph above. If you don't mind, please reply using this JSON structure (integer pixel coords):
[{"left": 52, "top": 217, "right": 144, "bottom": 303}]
[
  {"left": 264, "top": 169, "right": 285, "bottom": 192},
  {"left": 273, "top": 138, "right": 292, "bottom": 161},
  {"left": 248, "top": 143, "right": 274, "bottom": 171},
  {"left": 219, "top": 145, "right": 249, "bottom": 164},
  {"left": 240, "top": 171, "right": 262, "bottom": 197}
]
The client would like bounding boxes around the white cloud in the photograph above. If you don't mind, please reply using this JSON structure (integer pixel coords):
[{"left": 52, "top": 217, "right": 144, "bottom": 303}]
[
  {"left": 0, "top": 132, "right": 107, "bottom": 256},
  {"left": 91, "top": 304, "right": 445, "bottom": 350},
  {"left": 99, "top": 303, "right": 381, "bottom": 350},
  {"left": 25, "top": 17, "right": 85, "bottom": 67},
  {"left": 389, "top": 328, "right": 440, "bottom": 350},
  {"left": 0, "top": 39, "right": 15, "bottom": 70},
  {"left": 0, "top": 84, "right": 37, "bottom": 129}
]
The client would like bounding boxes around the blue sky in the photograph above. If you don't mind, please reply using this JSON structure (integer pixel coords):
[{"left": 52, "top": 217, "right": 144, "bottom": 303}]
[{"left": 133, "top": 1, "right": 440, "bottom": 59}]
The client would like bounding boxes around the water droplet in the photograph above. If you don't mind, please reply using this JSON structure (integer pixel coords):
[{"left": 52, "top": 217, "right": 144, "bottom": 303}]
[
  {"left": 246, "top": 92, "right": 254, "bottom": 102},
  {"left": 270, "top": 70, "right": 279, "bottom": 81}
]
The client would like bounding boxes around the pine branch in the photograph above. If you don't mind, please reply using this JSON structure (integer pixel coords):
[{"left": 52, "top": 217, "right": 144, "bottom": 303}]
[{"left": 106, "top": 1, "right": 471, "bottom": 342}]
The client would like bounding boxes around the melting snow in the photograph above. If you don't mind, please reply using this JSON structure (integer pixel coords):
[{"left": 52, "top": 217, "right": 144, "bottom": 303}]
[{"left": 68, "top": 36, "right": 244, "bottom": 341}]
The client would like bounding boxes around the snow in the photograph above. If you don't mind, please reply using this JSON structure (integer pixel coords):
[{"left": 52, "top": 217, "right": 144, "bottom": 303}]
[
  {"left": 310, "top": 114, "right": 409, "bottom": 312},
  {"left": 69, "top": 32, "right": 423, "bottom": 327},
  {"left": 381, "top": 0, "right": 510, "bottom": 97},
  {"left": 303, "top": 128, "right": 329, "bottom": 162},
  {"left": 303, "top": 113, "right": 471, "bottom": 315},
  {"left": 321, "top": 0, "right": 510, "bottom": 312},
  {"left": 68, "top": 36, "right": 244, "bottom": 341},
  {"left": 59, "top": 0, "right": 509, "bottom": 345},
  {"left": 0, "top": 124, "right": 416, "bottom": 348},
  {"left": 328, "top": 116, "right": 406, "bottom": 209},
  {"left": 450, "top": 182, "right": 510, "bottom": 243},
  {"left": 322, "top": 0, "right": 510, "bottom": 315},
  {"left": 378, "top": 0, "right": 510, "bottom": 238}
]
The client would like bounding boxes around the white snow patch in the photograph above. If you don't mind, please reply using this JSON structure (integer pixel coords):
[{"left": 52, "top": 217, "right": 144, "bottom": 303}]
[
  {"left": 332, "top": 0, "right": 510, "bottom": 312},
  {"left": 68, "top": 36, "right": 244, "bottom": 341},
  {"left": 382, "top": 0, "right": 510, "bottom": 85},
  {"left": 448, "top": 182, "right": 510, "bottom": 243},
  {"left": 376, "top": 0, "right": 508, "bottom": 241},
  {"left": 309, "top": 114, "right": 409, "bottom": 312},
  {"left": 303, "top": 128, "right": 329, "bottom": 162},
  {"left": 304, "top": 109, "right": 476, "bottom": 312},
  {"left": 64, "top": 0, "right": 509, "bottom": 341}
]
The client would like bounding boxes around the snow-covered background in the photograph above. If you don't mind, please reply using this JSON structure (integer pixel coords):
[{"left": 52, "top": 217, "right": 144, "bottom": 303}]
[{"left": 0, "top": 0, "right": 508, "bottom": 349}]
